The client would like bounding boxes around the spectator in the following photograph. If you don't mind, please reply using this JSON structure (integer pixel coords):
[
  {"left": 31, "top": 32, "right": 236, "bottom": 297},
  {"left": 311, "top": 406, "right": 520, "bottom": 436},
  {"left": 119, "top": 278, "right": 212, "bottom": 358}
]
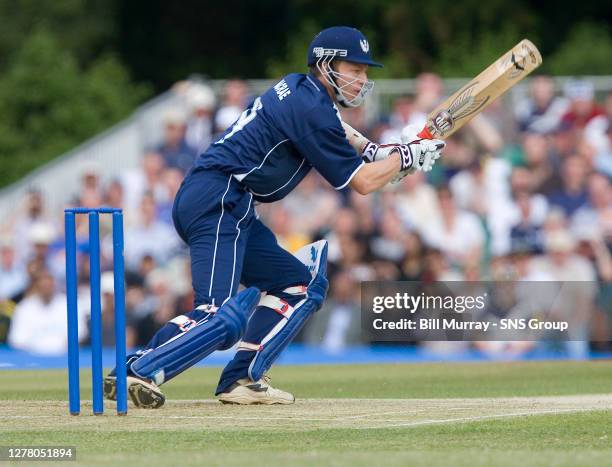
[
  {"left": 515, "top": 75, "right": 569, "bottom": 134},
  {"left": 591, "top": 118, "right": 612, "bottom": 177},
  {"left": 104, "top": 178, "right": 125, "bottom": 210},
  {"left": 122, "top": 192, "right": 181, "bottom": 270},
  {"left": 27, "top": 222, "right": 56, "bottom": 267},
  {"left": 0, "top": 299, "right": 14, "bottom": 344},
  {"left": 507, "top": 242, "right": 552, "bottom": 281},
  {"left": 0, "top": 240, "right": 28, "bottom": 300},
  {"left": 12, "top": 257, "right": 47, "bottom": 303},
  {"left": 550, "top": 119, "right": 579, "bottom": 161},
  {"left": 561, "top": 80, "right": 605, "bottom": 131},
  {"left": 78, "top": 163, "right": 104, "bottom": 207},
  {"left": 414, "top": 72, "right": 444, "bottom": 116},
  {"left": 214, "top": 79, "right": 249, "bottom": 133},
  {"left": 8, "top": 271, "right": 86, "bottom": 355},
  {"left": 268, "top": 204, "right": 310, "bottom": 252},
  {"left": 450, "top": 153, "right": 512, "bottom": 218},
  {"left": 575, "top": 234, "right": 612, "bottom": 350},
  {"left": 121, "top": 151, "right": 168, "bottom": 213},
  {"left": 489, "top": 167, "right": 549, "bottom": 255},
  {"left": 304, "top": 271, "right": 361, "bottom": 351},
  {"left": 12, "top": 189, "right": 54, "bottom": 262},
  {"left": 394, "top": 171, "right": 439, "bottom": 234},
  {"left": 584, "top": 92, "right": 612, "bottom": 155},
  {"left": 157, "top": 109, "right": 197, "bottom": 173},
  {"left": 399, "top": 231, "right": 425, "bottom": 281},
  {"left": 422, "top": 248, "right": 463, "bottom": 281},
  {"left": 571, "top": 172, "right": 612, "bottom": 241},
  {"left": 332, "top": 235, "right": 374, "bottom": 283},
  {"left": 530, "top": 230, "right": 597, "bottom": 358},
  {"left": 158, "top": 168, "right": 184, "bottom": 225},
  {"left": 380, "top": 95, "right": 417, "bottom": 143},
  {"left": 521, "top": 131, "right": 561, "bottom": 195},
  {"left": 324, "top": 208, "right": 358, "bottom": 263},
  {"left": 348, "top": 190, "right": 376, "bottom": 238},
  {"left": 421, "top": 186, "right": 485, "bottom": 267},
  {"left": 508, "top": 191, "right": 547, "bottom": 254},
  {"left": 185, "top": 84, "right": 216, "bottom": 153},
  {"left": 370, "top": 209, "right": 406, "bottom": 262},
  {"left": 547, "top": 155, "right": 589, "bottom": 217},
  {"left": 280, "top": 172, "right": 339, "bottom": 238},
  {"left": 135, "top": 269, "right": 181, "bottom": 345},
  {"left": 99, "top": 271, "right": 136, "bottom": 348}
]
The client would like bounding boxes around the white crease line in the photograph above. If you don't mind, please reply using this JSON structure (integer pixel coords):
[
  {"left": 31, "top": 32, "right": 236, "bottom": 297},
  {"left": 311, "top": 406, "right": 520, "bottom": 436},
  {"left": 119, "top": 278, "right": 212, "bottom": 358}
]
[
  {"left": 354, "top": 407, "right": 603, "bottom": 429},
  {"left": 1, "top": 407, "right": 607, "bottom": 426},
  {"left": 130, "top": 415, "right": 334, "bottom": 421},
  {"left": 4, "top": 396, "right": 612, "bottom": 405},
  {"left": 0, "top": 415, "right": 58, "bottom": 419},
  {"left": 0, "top": 413, "right": 337, "bottom": 422},
  {"left": 0, "top": 410, "right": 493, "bottom": 422},
  {"left": 341, "top": 411, "right": 414, "bottom": 420}
]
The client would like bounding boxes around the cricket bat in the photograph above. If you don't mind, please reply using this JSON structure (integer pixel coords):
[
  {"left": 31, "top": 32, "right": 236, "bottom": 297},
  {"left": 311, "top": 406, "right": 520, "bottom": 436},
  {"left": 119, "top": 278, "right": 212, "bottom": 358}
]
[
  {"left": 342, "top": 39, "right": 542, "bottom": 151},
  {"left": 417, "top": 38, "right": 542, "bottom": 140}
]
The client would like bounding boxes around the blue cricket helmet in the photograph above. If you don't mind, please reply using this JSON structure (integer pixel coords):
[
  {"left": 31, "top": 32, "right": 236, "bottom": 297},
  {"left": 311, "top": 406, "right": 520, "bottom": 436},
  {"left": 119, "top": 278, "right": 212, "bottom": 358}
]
[{"left": 307, "top": 26, "right": 383, "bottom": 68}]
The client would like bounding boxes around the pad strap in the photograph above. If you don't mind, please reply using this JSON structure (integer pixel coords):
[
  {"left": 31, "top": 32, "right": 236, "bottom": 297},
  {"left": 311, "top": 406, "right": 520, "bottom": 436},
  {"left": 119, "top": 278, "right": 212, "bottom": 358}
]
[
  {"left": 259, "top": 295, "right": 294, "bottom": 318},
  {"left": 237, "top": 341, "right": 261, "bottom": 351}
]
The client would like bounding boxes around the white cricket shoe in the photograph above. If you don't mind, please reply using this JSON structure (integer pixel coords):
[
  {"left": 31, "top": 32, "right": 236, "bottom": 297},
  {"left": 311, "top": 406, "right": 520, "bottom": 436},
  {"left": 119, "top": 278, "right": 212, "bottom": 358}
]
[{"left": 218, "top": 376, "right": 295, "bottom": 405}]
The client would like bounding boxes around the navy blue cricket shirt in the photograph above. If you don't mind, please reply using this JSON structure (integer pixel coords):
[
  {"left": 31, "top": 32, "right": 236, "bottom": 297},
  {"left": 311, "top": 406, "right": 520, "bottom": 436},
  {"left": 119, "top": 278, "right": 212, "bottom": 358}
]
[{"left": 193, "top": 73, "right": 364, "bottom": 202}]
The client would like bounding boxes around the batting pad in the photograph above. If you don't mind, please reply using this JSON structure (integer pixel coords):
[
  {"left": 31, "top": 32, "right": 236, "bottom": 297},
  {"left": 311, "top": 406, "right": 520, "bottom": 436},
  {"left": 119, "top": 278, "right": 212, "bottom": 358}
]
[
  {"left": 131, "top": 287, "right": 260, "bottom": 385},
  {"left": 248, "top": 240, "right": 328, "bottom": 381}
]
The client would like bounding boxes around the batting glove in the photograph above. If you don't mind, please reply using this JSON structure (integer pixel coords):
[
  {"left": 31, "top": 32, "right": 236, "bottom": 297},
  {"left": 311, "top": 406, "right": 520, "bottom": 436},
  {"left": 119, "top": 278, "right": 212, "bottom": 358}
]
[
  {"left": 361, "top": 141, "right": 405, "bottom": 163},
  {"left": 390, "top": 125, "right": 445, "bottom": 183}
]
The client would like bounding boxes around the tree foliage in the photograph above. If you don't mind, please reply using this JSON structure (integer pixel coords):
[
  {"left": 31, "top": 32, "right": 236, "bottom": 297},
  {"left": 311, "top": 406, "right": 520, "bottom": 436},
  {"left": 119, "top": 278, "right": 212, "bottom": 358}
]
[
  {"left": 0, "top": 29, "right": 150, "bottom": 187},
  {"left": 0, "top": 0, "right": 115, "bottom": 72},
  {"left": 546, "top": 23, "right": 612, "bottom": 76}
]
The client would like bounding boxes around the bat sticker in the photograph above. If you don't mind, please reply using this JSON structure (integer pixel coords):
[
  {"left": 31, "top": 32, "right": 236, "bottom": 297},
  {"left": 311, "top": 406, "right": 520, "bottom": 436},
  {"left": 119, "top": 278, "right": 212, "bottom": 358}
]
[{"left": 431, "top": 83, "right": 490, "bottom": 136}]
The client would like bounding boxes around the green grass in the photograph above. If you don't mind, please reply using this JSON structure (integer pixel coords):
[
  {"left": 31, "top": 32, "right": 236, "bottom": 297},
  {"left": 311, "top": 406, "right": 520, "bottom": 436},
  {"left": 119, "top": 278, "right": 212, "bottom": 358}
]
[
  {"left": 1, "top": 361, "right": 611, "bottom": 466},
  {"left": 2, "top": 361, "right": 611, "bottom": 400}
]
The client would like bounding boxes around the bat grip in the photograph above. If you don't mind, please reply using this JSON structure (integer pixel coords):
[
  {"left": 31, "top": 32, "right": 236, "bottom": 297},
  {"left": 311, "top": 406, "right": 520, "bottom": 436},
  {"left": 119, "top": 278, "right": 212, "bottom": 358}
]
[{"left": 417, "top": 126, "right": 434, "bottom": 140}]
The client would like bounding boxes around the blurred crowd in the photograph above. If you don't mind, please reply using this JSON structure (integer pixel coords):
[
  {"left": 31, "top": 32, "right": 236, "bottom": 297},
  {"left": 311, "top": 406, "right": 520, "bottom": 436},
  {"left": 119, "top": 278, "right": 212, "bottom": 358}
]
[{"left": 0, "top": 74, "right": 610, "bottom": 357}]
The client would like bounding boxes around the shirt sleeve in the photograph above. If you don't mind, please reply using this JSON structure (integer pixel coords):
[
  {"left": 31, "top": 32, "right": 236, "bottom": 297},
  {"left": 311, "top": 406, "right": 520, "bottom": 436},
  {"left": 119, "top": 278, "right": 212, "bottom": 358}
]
[{"left": 294, "top": 125, "right": 364, "bottom": 190}]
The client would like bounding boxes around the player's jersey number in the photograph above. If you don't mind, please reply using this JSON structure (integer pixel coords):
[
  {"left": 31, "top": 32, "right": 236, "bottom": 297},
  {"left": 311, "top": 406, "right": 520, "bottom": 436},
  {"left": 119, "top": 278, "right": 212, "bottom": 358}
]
[{"left": 216, "top": 97, "right": 263, "bottom": 144}]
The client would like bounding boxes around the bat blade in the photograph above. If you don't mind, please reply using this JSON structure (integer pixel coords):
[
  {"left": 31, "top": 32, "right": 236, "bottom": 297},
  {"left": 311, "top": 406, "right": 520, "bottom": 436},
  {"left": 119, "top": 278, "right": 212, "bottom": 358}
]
[{"left": 418, "top": 38, "right": 543, "bottom": 140}]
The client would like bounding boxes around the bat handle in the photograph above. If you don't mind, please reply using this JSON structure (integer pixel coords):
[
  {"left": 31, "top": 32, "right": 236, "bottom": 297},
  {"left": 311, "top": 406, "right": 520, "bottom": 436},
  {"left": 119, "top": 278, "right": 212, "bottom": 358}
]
[{"left": 417, "top": 126, "right": 434, "bottom": 140}]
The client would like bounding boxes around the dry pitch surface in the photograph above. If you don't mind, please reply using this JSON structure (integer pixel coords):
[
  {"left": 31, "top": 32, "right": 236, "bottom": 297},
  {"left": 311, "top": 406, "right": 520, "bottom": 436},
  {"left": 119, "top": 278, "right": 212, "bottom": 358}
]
[
  {"left": 3, "top": 394, "right": 612, "bottom": 431},
  {"left": 1, "top": 362, "right": 611, "bottom": 466}
]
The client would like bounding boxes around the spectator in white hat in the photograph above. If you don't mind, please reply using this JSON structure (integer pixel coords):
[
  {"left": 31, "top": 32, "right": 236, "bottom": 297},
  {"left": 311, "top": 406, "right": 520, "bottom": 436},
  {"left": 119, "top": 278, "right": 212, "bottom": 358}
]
[
  {"left": 185, "top": 84, "right": 216, "bottom": 153},
  {"left": 28, "top": 222, "right": 56, "bottom": 263},
  {"left": 156, "top": 108, "right": 197, "bottom": 174},
  {"left": 531, "top": 230, "right": 596, "bottom": 359},
  {"left": 214, "top": 79, "right": 248, "bottom": 133},
  {"left": 560, "top": 80, "right": 605, "bottom": 130}
]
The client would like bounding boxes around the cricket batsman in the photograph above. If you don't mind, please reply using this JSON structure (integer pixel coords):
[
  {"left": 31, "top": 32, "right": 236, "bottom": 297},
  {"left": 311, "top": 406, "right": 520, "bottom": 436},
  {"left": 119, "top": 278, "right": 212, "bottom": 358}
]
[{"left": 104, "top": 26, "right": 445, "bottom": 407}]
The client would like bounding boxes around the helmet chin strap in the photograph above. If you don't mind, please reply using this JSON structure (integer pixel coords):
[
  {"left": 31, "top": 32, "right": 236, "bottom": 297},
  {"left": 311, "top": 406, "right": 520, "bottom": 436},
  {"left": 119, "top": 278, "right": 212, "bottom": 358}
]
[{"left": 315, "top": 56, "right": 374, "bottom": 108}]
